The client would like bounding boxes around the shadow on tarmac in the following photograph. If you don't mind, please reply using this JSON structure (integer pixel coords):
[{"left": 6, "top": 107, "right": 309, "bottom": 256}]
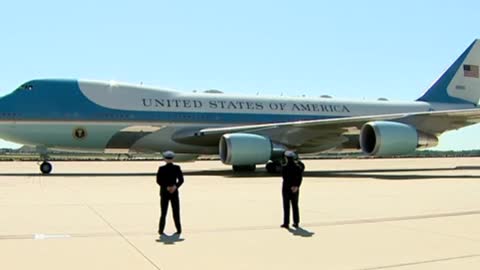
[
  {"left": 1, "top": 166, "right": 480, "bottom": 180},
  {"left": 0, "top": 172, "right": 157, "bottom": 177},
  {"left": 288, "top": 227, "right": 315, "bottom": 237},
  {"left": 184, "top": 166, "right": 480, "bottom": 180},
  {"left": 155, "top": 233, "right": 185, "bottom": 245}
]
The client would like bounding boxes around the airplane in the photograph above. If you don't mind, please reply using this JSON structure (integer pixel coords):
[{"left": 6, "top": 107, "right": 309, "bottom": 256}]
[{"left": 2, "top": 39, "right": 480, "bottom": 174}]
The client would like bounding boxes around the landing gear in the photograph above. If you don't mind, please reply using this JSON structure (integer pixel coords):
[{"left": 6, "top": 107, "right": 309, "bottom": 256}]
[
  {"left": 266, "top": 161, "right": 283, "bottom": 174},
  {"left": 40, "top": 161, "right": 53, "bottom": 174},
  {"left": 38, "top": 148, "right": 53, "bottom": 174},
  {"left": 232, "top": 164, "right": 256, "bottom": 172}
]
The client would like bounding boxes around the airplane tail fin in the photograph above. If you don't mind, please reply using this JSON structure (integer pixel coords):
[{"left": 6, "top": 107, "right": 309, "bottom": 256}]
[{"left": 417, "top": 39, "right": 480, "bottom": 106}]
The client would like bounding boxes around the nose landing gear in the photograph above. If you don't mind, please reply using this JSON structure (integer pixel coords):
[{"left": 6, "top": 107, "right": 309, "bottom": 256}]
[{"left": 38, "top": 149, "right": 53, "bottom": 174}]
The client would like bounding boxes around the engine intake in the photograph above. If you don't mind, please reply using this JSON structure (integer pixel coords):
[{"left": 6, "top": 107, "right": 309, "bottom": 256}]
[
  {"left": 220, "top": 133, "right": 281, "bottom": 165},
  {"left": 360, "top": 121, "right": 438, "bottom": 156}
]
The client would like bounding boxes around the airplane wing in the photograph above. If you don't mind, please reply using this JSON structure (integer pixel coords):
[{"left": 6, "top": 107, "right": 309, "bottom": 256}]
[{"left": 174, "top": 108, "right": 480, "bottom": 149}]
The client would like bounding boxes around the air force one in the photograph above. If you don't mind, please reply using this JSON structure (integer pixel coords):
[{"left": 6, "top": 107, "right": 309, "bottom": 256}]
[{"left": 3, "top": 40, "right": 480, "bottom": 174}]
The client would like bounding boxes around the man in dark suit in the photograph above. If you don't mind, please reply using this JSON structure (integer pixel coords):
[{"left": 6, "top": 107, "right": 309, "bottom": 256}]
[
  {"left": 157, "top": 151, "right": 184, "bottom": 235},
  {"left": 280, "top": 150, "right": 304, "bottom": 229}
]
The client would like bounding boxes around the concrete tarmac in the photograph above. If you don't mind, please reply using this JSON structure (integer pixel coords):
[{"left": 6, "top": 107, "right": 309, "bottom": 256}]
[{"left": 1, "top": 158, "right": 480, "bottom": 269}]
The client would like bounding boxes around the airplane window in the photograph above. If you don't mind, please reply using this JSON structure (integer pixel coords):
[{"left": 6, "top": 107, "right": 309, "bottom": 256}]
[{"left": 18, "top": 84, "right": 33, "bottom": 91}]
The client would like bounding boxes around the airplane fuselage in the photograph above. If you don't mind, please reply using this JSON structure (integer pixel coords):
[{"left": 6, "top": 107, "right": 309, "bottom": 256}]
[{"left": 0, "top": 79, "right": 472, "bottom": 154}]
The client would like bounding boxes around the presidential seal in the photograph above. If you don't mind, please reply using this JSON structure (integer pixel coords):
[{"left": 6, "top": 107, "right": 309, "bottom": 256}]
[{"left": 73, "top": 127, "right": 87, "bottom": 140}]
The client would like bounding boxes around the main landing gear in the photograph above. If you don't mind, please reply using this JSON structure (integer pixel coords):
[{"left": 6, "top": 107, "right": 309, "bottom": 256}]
[
  {"left": 266, "top": 161, "right": 283, "bottom": 174},
  {"left": 232, "top": 164, "right": 256, "bottom": 172},
  {"left": 267, "top": 160, "right": 305, "bottom": 174},
  {"left": 232, "top": 161, "right": 285, "bottom": 174}
]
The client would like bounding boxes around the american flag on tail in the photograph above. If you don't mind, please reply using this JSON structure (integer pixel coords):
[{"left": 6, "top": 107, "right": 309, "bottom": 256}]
[{"left": 463, "top": 64, "right": 479, "bottom": 78}]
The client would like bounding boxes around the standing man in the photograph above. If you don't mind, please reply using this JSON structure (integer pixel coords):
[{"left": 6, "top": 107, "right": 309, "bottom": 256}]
[
  {"left": 281, "top": 150, "right": 304, "bottom": 229},
  {"left": 157, "top": 151, "right": 184, "bottom": 235}
]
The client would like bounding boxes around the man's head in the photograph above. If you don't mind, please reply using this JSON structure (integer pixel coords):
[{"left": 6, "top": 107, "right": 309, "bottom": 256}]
[
  {"left": 162, "top": 151, "right": 175, "bottom": 163},
  {"left": 284, "top": 150, "right": 296, "bottom": 161}
]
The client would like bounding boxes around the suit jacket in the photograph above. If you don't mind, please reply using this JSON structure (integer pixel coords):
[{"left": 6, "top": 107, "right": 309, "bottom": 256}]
[
  {"left": 281, "top": 160, "right": 303, "bottom": 190},
  {"left": 156, "top": 163, "right": 184, "bottom": 195}
]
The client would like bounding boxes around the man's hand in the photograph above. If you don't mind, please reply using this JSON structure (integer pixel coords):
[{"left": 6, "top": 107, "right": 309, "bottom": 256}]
[
  {"left": 291, "top": 186, "right": 299, "bottom": 193},
  {"left": 167, "top": 185, "right": 177, "bottom": 193}
]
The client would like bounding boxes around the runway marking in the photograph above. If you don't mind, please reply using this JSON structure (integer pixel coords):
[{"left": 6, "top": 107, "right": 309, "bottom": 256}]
[
  {"left": 33, "top": 234, "right": 71, "bottom": 240},
  {"left": 303, "top": 210, "right": 480, "bottom": 227},
  {"left": 2, "top": 209, "right": 480, "bottom": 241},
  {"left": 190, "top": 209, "right": 480, "bottom": 234},
  {"left": 358, "top": 254, "right": 480, "bottom": 270},
  {"left": 86, "top": 205, "right": 163, "bottom": 270},
  {"left": 0, "top": 209, "right": 480, "bottom": 240}
]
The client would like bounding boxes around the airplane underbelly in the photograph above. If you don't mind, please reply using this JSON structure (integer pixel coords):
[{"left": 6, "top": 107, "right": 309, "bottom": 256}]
[
  {"left": 0, "top": 122, "right": 218, "bottom": 155},
  {"left": 130, "top": 126, "right": 218, "bottom": 154},
  {"left": 0, "top": 123, "right": 128, "bottom": 151}
]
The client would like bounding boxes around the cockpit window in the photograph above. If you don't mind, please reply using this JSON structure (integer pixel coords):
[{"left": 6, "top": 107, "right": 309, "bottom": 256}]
[{"left": 17, "top": 83, "right": 33, "bottom": 91}]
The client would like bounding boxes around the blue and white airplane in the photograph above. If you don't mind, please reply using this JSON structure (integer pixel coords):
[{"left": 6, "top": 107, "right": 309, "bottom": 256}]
[{"left": 2, "top": 40, "right": 480, "bottom": 174}]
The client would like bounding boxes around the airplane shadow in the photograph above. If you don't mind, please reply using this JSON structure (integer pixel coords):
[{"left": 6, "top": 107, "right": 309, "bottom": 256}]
[
  {"left": 1, "top": 166, "right": 480, "bottom": 180},
  {"left": 287, "top": 227, "right": 315, "bottom": 237},
  {"left": 0, "top": 173, "right": 157, "bottom": 177},
  {"left": 304, "top": 171, "right": 480, "bottom": 180},
  {"left": 155, "top": 233, "right": 185, "bottom": 245},
  {"left": 183, "top": 166, "right": 480, "bottom": 180}
]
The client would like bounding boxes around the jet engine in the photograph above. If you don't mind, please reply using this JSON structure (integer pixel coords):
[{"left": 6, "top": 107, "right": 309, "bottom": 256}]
[
  {"left": 220, "top": 133, "right": 282, "bottom": 165},
  {"left": 360, "top": 121, "right": 438, "bottom": 156}
]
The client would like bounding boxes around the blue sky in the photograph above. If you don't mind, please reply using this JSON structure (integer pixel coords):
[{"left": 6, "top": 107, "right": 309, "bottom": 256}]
[{"left": 0, "top": 0, "right": 479, "bottom": 150}]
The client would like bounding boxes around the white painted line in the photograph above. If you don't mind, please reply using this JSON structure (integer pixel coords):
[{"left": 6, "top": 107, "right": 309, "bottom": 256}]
[{"left": 33, "top": 234, "right": 71, "bottom": 240}]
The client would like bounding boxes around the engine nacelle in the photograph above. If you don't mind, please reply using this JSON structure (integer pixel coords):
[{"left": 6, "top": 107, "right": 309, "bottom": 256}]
[
  {"left": 360, "top": 121, "right": 438, "bottom": 156},
  {"left": 219, "top": 133, "right": 274, "bottom": 165}
]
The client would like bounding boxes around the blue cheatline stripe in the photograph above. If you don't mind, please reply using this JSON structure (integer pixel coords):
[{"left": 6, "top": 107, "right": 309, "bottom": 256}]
[
  {"left": 416, "top": 40, "right": 476, "bottom": 104},
  {"left": 0, "top": 79, "right": 344, "bottom": 124}
]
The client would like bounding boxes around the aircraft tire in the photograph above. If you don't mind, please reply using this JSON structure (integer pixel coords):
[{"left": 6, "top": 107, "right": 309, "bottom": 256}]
[
  {"left": 232, "top": 165, "right": 256, "bottom": 172},
  {"left": 266, "top": 162, "right": 282, "bottom": 174},
  {"left": 40, "top": 161, "right": 52, "bottom": 174}
]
